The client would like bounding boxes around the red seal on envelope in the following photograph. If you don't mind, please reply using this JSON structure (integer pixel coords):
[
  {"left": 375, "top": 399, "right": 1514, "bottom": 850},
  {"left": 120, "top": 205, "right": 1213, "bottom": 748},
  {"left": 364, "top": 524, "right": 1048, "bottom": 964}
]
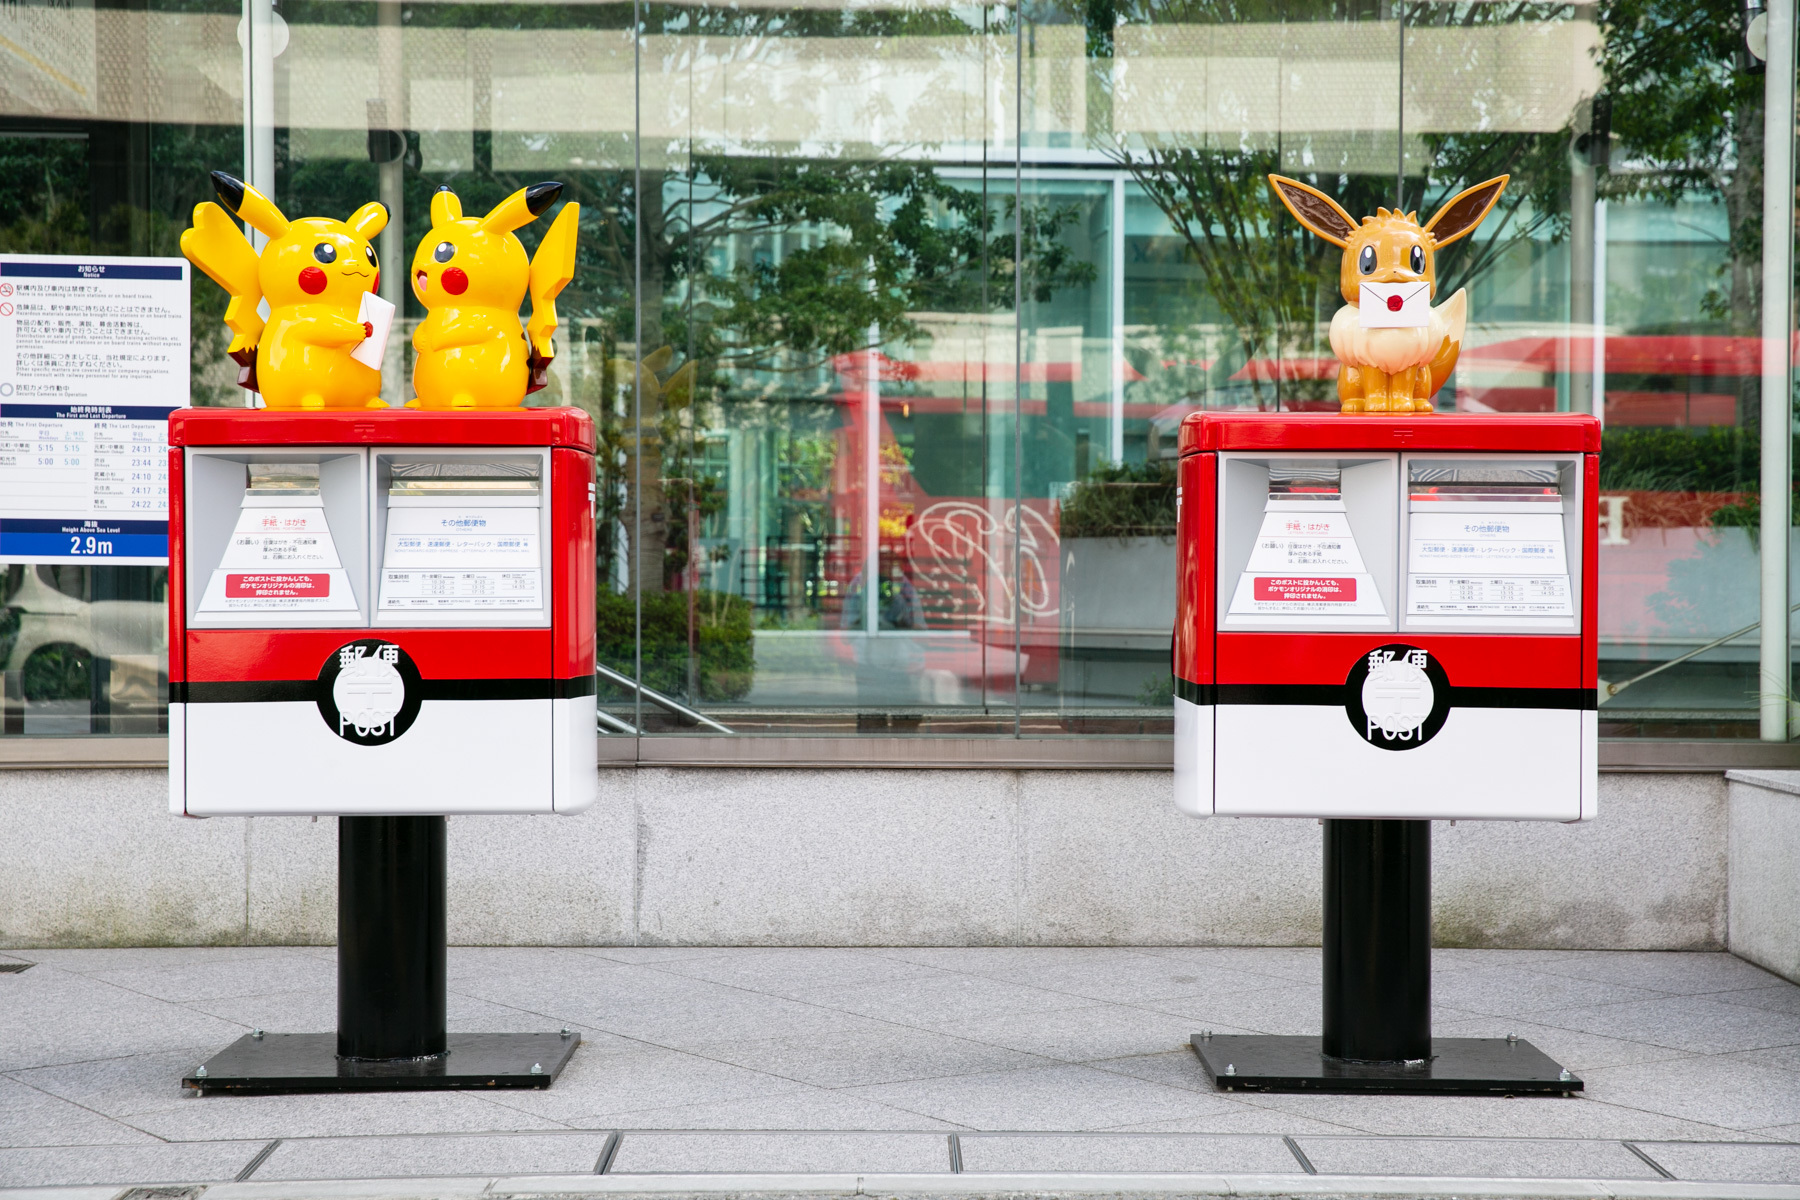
[{"left": 1359, "top": 281, "right": 1431, "bottom": 328}]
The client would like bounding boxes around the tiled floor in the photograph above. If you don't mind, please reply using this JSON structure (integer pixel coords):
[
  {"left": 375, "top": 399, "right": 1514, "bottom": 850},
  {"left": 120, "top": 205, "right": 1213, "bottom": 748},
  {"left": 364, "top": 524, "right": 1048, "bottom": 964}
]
[{"left": 0, "top": 946, "right": 1797, "bottom": 1190}]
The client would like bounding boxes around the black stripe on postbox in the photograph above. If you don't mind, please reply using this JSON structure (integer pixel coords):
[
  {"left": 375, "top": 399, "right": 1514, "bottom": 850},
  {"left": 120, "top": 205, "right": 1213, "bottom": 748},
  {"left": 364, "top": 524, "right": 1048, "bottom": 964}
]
[
  {"left": 176, "top": 677, "right": 598, "bottom": 703},
  {"left": 1211, "top": 683, "right": 1594, "bottom": 711}
]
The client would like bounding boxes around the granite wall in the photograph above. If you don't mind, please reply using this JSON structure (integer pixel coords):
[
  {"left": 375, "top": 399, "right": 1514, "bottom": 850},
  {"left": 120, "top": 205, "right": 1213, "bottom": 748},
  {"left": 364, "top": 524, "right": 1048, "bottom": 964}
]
[{"left": 0, "top": 768, "right": 1728, "bottom": 950}]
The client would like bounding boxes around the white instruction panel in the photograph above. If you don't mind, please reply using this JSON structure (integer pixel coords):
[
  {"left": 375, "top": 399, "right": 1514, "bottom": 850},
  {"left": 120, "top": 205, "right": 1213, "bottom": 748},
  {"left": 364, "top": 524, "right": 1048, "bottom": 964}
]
[
  {"left": 1406, "top": 510, "right": 1572, "bottom": 618},
  {"left": 198, "top": 506, "right": 356, "bottom": 612},
  {"left": 378, "top": 507, "right": 542, "bottom": 610},
  {"left": 0, "top": 255, "right": 189, "bottom": 564},
  {"left": 1229, "top": 505, "right": 1385, "bottom": 617}
]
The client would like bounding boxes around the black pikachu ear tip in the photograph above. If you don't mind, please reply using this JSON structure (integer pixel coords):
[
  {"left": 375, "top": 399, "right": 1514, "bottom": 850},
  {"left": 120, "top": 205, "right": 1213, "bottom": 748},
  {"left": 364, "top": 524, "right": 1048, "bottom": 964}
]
[
  {"left": 210, "top": 171, "right": 247, "bottom": 213},
  {"left": 525, "top": 181, "right": 564, "bottom": 215}
]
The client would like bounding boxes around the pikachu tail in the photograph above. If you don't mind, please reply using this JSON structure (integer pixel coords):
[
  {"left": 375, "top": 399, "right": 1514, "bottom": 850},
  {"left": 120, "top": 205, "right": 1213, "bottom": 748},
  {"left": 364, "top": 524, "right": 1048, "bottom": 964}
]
[
  {"left": 526, "top": 201, "right": 580, "bottom": 363},
  {"left": 1428, "top": 287, "right": 1467, "bottom": 396},
  {"left": 180, "top": 201, "right": 265, "bottom": 362}
]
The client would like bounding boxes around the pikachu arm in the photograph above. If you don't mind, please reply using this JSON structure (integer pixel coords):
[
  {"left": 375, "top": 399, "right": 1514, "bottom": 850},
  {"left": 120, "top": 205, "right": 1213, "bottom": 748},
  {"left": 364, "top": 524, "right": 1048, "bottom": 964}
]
[
  {"left": 415, "top": 316, "right": 498, "bottom": 355},
  {"left": 526, "top": 203, "right": 580, "bottom": 359},
  {"left": 180, "top": 203, "right": 265, "bottom": 356},
  {"left": 292, "top": 309, "right": 370, "bottom": 349}
]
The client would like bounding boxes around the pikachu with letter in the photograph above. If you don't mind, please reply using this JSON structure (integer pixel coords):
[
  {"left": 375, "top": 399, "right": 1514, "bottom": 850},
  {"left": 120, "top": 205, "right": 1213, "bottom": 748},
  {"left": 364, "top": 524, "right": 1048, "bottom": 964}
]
[
  {"left": 180, "top": 172, "right": 389, "bottom": 409},
  {"left": 410, "top": 182, "right": 580, "bottom": 409},
  {"left": 1268, "top": 174, "right": 1508, "bottom": 414}
]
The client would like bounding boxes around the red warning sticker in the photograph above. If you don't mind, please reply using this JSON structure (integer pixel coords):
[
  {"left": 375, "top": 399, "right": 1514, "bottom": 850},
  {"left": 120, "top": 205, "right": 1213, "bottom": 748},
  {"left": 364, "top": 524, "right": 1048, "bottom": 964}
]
[
  {"left": 226, "top": 573, "right": 330, "bottom": 598},
  {"left": 1254, "top": 576, "right": 1356, "bottom": 602}
]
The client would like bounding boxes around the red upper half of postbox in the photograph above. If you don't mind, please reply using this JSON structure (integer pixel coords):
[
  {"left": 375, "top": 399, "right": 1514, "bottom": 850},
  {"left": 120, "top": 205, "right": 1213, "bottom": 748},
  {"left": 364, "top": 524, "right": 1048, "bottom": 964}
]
[
  {"left": 1177, "top": 411, "right": 1601, "bottom": 457},
  {"left": 169, "top": 406, "right": 597, "bottom": 452}
]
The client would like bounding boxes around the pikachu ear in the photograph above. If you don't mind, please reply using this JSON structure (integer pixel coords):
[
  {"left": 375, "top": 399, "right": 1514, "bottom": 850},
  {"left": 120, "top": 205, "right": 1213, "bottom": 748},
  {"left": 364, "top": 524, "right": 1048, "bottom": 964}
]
[
  {"left": 431, "top": 186, "right": 464, "bottom": 226},
  {"left": 1424, "top": 175, "right": 1509, "bottom": 248},
  {"left": 480, "top": 181, "right": 564, "bottom": 236},
  {"left": 1268, "top": 175, "right": 1356, "bottom": 248},
  {"left": 347, "top": 202, "right": 388, "bottom": 240},
  {"left": 211, "top": 171, "right": 289, "bottom": 240}
]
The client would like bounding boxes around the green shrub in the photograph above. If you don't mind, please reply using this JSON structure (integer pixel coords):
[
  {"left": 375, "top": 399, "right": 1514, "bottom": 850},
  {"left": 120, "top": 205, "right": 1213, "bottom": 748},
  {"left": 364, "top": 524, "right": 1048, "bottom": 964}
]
[
  {"left": 597, "top": 589, "right": 755, "bottom": 703},
  {"left": 1059, "top": 460, "right": 1178, "bottom": 539},
  {"left": 1598, "top": 426, "right": 1762, "bottom": 493}
]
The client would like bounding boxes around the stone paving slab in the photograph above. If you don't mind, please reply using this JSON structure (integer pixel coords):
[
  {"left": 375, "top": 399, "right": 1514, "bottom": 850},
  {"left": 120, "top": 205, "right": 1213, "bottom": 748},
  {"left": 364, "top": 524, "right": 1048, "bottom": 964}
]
[
  {"left": 0, "top": 947, "right": 1794, "bottom": 1192},
  {"left": 254, "top": 1132, "right": 618, "bottom": 1181},
  {"left": 607, "top": 1131, "right": 952, "bottom": 1174},
  {"left": 955, "top": 1132, "right": 1300, "bottom": 1173}
]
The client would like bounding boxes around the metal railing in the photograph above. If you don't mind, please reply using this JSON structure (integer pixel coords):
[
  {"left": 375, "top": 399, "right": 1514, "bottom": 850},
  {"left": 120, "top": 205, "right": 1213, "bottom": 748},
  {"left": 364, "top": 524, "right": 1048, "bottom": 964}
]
[{"left": 595, "top": 662, "right": 734, "bottom": 735}]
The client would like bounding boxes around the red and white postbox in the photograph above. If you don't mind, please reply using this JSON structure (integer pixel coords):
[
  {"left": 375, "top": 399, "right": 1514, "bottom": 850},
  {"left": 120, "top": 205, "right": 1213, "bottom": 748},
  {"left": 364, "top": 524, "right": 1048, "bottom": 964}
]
[
  {"left": 168, "top": 408, "right": 597, "bottom": 817},
  {"left": 1174, "top": 412, "right": 1600, "bottom": 822}
]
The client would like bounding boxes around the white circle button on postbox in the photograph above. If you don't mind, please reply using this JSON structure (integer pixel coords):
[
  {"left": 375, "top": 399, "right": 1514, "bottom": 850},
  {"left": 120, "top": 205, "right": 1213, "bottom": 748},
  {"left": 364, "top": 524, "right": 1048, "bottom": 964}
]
[
  {"left": 1345, "top": 645, "right": 1451, "bottom": 751},
  {"left": 317, "top": 640, "right": 422, "bottom": 746},
  {"left": 334, "top": 653, "right": 406, "bottom": 735},
  {"left": 1363, "top": 657, "right": 1434, "bottom": 740}
]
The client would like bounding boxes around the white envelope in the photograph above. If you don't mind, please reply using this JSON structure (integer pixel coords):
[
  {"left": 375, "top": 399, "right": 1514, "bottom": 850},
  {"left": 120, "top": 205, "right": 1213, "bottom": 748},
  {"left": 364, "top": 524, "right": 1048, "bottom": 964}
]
[
  {"left": 350, "top": 290, "right": 396, "bottom": 369},
  {"left": 1359, "top": 281, "right": 1432, "bottom": 329}
]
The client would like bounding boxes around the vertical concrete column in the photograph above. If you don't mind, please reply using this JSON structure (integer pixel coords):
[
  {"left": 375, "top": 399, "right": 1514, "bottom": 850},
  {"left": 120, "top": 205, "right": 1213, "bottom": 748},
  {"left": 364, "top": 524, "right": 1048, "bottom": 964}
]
[{"left": 1761, "top": 0, "right": 1796, "bottom": 742}]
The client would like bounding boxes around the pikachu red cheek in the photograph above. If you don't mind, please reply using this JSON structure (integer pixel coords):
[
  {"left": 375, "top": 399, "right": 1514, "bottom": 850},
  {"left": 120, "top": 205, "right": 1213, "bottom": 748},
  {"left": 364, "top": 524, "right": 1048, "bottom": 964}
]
[
  {"left": 298, "top": 266, "right": 328, "bottom": 295},
  {"left": 441, "top": 267, "right": 468, "bottom": 296}
]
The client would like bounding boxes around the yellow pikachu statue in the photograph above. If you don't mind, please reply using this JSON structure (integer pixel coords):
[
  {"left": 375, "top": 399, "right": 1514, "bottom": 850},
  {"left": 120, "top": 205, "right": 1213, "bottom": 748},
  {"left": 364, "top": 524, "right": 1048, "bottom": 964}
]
[
  {"left": 181, "top": 171, "right": 388, "bottom": 409},
  {"left": 409, "top": 182, "right": 579, "bottom": 409}
]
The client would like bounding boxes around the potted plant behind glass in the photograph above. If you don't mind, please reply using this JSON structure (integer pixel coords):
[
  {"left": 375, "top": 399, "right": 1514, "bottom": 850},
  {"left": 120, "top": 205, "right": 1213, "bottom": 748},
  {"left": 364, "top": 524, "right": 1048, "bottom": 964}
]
[{"left": 1056, "top": 460, "right": 1178, "bottom": 707}]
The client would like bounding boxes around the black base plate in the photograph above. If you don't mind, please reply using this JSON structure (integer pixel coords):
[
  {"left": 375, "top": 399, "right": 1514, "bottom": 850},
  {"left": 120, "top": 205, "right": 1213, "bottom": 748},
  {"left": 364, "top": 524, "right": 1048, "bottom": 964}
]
[
  {"left": 183, "top": 1032, "right": 580, "bottom": 1093},
  {"left": 1192, "top": 1035, "right": 1581, "bottom": 1095}
]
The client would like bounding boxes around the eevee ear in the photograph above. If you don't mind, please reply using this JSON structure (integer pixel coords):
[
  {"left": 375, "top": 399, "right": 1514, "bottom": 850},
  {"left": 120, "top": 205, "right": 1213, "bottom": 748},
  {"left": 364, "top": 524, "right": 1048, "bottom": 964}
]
[
  {"left": 347, "top": 202, "right": 388, "bottom": 240},
  {"left": 1424, "top": 175, "right": 1509, "bottom": 247},
  {"left": 1268, "top": 175, "right": 1356, "bottom": 248},
  {"left": 481, "top": 182, "right": 564, "bottom": 236},
  {"left": 431, "top": 186, "right": 463, "bottom": 227},
  {"left": 211, "top": 171, "right": 289, "bottom": 240}
]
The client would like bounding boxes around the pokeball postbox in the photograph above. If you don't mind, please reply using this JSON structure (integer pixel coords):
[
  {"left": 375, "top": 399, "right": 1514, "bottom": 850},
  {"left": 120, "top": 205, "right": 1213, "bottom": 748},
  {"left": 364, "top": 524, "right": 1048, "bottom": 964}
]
[
  {"left": 1173, "top": 411, "right": 1601, "bottom": 1097},
  {"left": 1173, "top": 412, "right": 1600, "bottom": 822},
  {"left": 168, "top": 407, "right": 597, "bottom": 818}
]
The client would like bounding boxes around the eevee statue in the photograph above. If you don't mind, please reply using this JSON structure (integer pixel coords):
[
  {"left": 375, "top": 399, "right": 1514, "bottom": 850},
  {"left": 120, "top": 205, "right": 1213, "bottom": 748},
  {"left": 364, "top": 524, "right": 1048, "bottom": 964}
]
[
  {"left": 1268, "top": 174, "right": 1508, "bottom": 414},
  {"left": 181, "top": 172, "right": 388, "bottom": 409},
  {"left": 410, "top": 182, "right": 580, "bottom": 409}
]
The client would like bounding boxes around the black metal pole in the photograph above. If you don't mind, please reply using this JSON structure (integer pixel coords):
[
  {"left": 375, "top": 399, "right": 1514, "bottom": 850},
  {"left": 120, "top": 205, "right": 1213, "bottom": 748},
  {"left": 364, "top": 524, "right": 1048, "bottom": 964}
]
[
  {"left": 1321, "top": 818, "right": 1431, "bottom": 1063},
  {"left": 337, "top": 815, "right": 447, "bottom": 1061}
]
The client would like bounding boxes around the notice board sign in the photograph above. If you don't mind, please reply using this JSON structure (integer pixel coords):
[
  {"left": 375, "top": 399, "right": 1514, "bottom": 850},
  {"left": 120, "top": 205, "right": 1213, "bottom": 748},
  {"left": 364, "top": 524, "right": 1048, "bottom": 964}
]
[{"left": 0, "top": 255, "right": 190, "bottom": 564}]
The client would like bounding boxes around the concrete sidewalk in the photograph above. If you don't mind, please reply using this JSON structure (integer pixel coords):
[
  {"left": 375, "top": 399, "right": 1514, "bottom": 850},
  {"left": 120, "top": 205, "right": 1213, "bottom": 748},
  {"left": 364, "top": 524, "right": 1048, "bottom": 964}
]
[{"left": 1, "top": 947, "right": 1798, "bottom": 1194}]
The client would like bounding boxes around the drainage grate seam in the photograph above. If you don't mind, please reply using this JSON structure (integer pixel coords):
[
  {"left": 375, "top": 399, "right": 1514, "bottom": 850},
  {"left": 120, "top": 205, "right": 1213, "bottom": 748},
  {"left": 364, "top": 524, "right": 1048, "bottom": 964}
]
[
  {"left": 1623, "top": 1141, "right": 1677, "bottom": 1180},
  {"left": 594, "top": 1130, "right": 622, "bottom": 1174},
  {"left": 236, "top": 1138, "right": 280, "bottom": 1181},
  {"left": 1283, "top": 1135, "right": 1318, "bottom": 1175},
  {"left": 948, "top": 1133, "right": 963, "bottom": 1173},
  {"left": 0, "top": 963, "right": 32, "bottom": 974}
]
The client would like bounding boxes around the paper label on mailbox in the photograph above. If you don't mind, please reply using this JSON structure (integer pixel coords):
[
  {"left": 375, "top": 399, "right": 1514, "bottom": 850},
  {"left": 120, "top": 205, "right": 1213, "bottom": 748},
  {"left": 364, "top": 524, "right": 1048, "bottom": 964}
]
[
  {"left": 226, "top": 573, "right": 330, "bottom": 599},
  {"left": 1255, "top": 576, "right": 1357, "bottom": 603},
  {"left": 1407, "top": 511, "right": 1568, "bottom": 574},
  {"left": 199, "top": 505, "right": 355, "bottom": 611},
  {"left": 1406, "top": 509, "right": 1572, "bottom": 618},
  {"left": 1408, "top": 574, "right": 1572, "bottom": 616},
  {"left": 379, "top": 507, "right": 542, "bottom": 610},
  {"left": 1229, "top": 507, "right": 1384, "bottom": 617}
]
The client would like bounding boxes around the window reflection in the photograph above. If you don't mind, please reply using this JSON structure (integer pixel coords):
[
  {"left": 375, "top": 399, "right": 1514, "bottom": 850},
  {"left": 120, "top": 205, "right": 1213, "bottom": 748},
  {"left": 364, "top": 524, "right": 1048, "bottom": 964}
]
[{"left": 0, "top": 0, "right": 1790, "bottom": 740}]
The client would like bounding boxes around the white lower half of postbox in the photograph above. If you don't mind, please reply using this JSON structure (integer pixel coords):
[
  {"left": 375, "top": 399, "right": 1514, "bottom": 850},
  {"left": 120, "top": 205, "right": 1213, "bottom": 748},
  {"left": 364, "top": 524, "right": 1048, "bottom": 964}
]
[
  {"left": 1175, "top": 696, "right": 1596, "bottom": 822},
  {"left": 171, "top": 695, "right": 597, "bottom": 817}
]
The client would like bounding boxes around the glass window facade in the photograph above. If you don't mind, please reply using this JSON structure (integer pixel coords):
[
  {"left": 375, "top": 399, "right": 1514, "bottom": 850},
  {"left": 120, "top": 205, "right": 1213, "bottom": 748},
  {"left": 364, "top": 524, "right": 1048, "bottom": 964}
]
[{"left": 1, "top": 0, "right": 1794, "bottom": 744}]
